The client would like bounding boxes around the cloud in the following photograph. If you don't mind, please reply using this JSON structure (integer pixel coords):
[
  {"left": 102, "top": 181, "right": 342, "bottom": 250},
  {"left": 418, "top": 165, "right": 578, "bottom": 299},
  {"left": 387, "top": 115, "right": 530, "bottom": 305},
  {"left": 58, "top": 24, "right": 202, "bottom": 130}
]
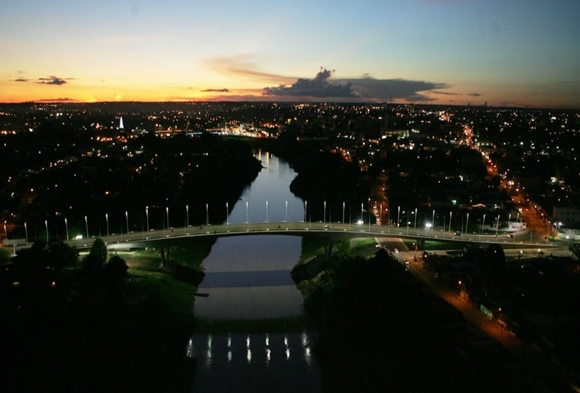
[
  {"left": 263, "top": 68, "right": 358, "bottom": 98},
  {"left": 36, "top": 76, "right": 69, "bottom": 85},
  {"left": 468, "top": 92, "right": 482, "bottom": 97},
  {"left": 432, "top": 90, "right": 458, "bottom": 96},
  {"left": 338, "top": 76, "right": 451, "bottom": 102},
  {"left": 35, "top": 98, "right": 77, "bottom": 102},
  {"left": 201, "top": 88, "right": 230, "bottom": 93},
  {"left": 205, "top": 55, "right": 295, "bottom": 85},
  {"left": 13, "top": 78, "right": 29, "bottom": 82}
]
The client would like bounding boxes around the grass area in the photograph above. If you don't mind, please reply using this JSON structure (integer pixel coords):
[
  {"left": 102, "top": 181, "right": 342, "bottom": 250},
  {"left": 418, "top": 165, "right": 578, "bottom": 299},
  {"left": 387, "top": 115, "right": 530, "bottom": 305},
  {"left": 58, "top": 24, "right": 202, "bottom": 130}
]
[
  {"left": 404, "top": 239, "right": 468, "bottom": 251},
  {"left": 349, "top": 237, "right": 377, "bottom": 253},
  {"left": 128, "top": 268, "right": 197, "bottom": 323},
  {"left": 193, "top": 316, "right": 310, "bottom": 334}
]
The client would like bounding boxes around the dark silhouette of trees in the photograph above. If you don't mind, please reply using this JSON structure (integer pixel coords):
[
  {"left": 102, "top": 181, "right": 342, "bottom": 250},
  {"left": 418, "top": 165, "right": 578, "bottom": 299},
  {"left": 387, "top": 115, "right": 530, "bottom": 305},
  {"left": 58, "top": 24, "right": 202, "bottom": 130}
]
[{"left": 303, "top": 250, "right": 470, "bottom": 392}]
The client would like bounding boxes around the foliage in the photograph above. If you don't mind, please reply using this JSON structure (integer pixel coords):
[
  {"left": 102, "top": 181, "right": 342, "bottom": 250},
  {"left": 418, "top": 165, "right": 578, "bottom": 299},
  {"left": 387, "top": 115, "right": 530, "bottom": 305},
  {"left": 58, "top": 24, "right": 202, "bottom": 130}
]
[{"left": 82, "top": 238, "right": 107, "bottom": 271}]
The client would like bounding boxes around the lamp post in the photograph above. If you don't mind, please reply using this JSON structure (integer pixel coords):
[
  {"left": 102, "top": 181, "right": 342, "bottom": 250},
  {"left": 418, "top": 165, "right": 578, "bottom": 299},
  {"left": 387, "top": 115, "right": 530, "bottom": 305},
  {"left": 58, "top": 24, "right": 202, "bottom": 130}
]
[
  {"left": 414, "top": 207, "right": 418, "bottom": 230},
  {"left": 25, "top": 222, "right": 29, "bottom": 244},
  {"left": 343, "top": 202, "right": 346, "bottom": 225},
  {"left": 432, "top": 209, "right": 435, "bottom": 230},
  {"left": 45, "top": 220, "right": 49, "bottom": 243},
  {"left": 379, "top": 204, "right": 382, "bottom": 226},
  {"left": 449, "top": 211, "right": 453, "bottom": 233},
  {"left": 361, "top": 203, "right": 364, "bottom": 226},
  {"left": 387, "top": 209, "right": 390, "bottom": 234},
  {"left": 246, "top": 201, "right": 249, "bottom": 224},
  {"left": 105, "top": 213, "right": 110, "bottom": 237},
  {"left": 125, "top": 211, "right": 129, "bottom": 235},
  {"left": 482, "top": 214, "right": 486, "bottom": 238},
  {"left": 397, "top": 206, "right": 401, "bottom": 228},
  {"left": 323, "top": 201, "right": 326, "bottom": 225},
  {"left": 285, "top": 200, "right": 288, "bottom": 223},
  {"left": 166, "top": 207, "right": 169, "bottom": 230},
  {"left": 496, "top": 214, "right": 500, "bottom": 237},
  {"left": 508, "top": 213, "right": 511, "bottom": 231},
  {"left": 146, "top": 206, "right": 150, "bottom": 232},
  {"left": 206, "top": 203, "right": 209, "bottom": 226},
  {"left": 226, "top": 202, "right": 229, "bottom": 225},
  {"left": 3, "top": 222, "right": 6, "bottom": 240},
  {"left": 85, "top": 215, "right": 89, "bottom": 239},
  {"left": 186, "top": 205, "right": 189, "bottom": 228},
  {"left": 266, "top": 201, "right": 269, "bottom": 223},
  {"left": 466, "top": 213, "right": 469, "bottom": 237}
]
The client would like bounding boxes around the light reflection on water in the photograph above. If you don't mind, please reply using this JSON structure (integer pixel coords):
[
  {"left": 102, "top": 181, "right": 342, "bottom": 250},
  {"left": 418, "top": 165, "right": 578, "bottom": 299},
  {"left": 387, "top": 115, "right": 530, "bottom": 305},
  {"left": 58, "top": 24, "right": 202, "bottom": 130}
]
[{"left": 191, "top": 332, "right": 320, "bottom": 392}]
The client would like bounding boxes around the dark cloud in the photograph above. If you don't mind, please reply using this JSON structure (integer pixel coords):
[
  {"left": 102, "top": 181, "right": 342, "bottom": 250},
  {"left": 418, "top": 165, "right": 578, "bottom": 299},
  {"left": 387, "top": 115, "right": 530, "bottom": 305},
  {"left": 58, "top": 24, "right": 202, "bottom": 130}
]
[
  {"left": 36, "top": 98, "right": 77, "bottom": 102},
  {"left": 13, "top": 78, "right": 29, "bottom": 82},
  {"left": 468, "top": 92, "right": 482, "bottom": 97},
  {"left": 432, "top": 90, "right": 458, "bottom": 96},
  {"left": 339, "top": 76, "right": 451, "bottom": 102},
  {"left": 263, "top": 68, "right": 357, "bottom": 98},
  {"left": 36, "top": 76, "right": 68, "bottom": 85},
  {"left": 201, "top": 88, "right": 230, "bottom": 93}
]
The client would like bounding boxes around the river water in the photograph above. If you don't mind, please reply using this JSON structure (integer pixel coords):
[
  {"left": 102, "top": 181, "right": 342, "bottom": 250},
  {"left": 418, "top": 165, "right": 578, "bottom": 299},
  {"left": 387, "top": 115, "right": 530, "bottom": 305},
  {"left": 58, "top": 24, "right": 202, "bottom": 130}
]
[{"left": 191, "top": 151, "right": 321, "bottom": 392}]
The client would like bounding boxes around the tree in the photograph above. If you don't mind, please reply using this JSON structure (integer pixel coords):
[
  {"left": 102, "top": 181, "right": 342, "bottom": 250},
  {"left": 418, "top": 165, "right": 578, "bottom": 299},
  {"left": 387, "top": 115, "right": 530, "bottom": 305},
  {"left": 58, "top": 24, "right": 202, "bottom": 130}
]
[{"left": 83, "top": 238, "right": 107, "bottom": 272}]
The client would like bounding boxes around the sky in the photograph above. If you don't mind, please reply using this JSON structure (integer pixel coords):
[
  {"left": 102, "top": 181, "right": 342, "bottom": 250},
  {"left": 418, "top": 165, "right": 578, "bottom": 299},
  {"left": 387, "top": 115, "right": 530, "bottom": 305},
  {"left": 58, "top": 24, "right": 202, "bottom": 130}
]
[{"left": 1, "top": 0, "right": 579, "bottom": 108}]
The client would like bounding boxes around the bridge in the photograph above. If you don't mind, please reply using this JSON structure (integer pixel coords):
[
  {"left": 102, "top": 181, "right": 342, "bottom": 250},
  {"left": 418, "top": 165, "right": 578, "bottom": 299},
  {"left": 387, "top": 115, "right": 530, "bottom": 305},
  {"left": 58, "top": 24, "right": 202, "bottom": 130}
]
[{"left": 3, "top": 220, "right": 552, "bottom": 254}]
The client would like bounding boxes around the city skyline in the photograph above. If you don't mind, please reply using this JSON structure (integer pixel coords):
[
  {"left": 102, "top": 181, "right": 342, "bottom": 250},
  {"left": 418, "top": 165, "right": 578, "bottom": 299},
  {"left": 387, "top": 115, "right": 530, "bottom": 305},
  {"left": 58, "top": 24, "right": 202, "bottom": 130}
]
[{"left": 1, "top": 0, "right": 579, "bottom": 108}]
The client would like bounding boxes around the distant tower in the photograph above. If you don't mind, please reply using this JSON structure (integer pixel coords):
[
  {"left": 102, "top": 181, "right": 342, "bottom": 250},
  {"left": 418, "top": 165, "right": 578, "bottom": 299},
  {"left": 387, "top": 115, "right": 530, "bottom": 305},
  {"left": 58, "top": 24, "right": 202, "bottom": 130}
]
[{"left": 119, "top": 116, "right": 124, "bottom": 130}]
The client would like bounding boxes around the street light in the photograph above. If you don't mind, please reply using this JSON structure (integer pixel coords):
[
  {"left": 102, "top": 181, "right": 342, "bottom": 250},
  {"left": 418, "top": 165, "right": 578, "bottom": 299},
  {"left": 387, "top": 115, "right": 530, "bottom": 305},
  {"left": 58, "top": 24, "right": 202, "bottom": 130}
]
[
  {"left": 397, "top": 206, "right": 400, "bottom": 228},
  {"left": 166, "top": 207, "right": 169, "bottom": 230},
  {"left": 105, "top": 213, "right": 110, "bottom": 237},
  {"left": 323, "top": 201, "right": 326, "bottom": 225},
  {"left": 206, "top": 203, "right": 209, "bottom": 226},
  {"left": 342, "top": 202, "right": 345, "bottom": 225},
  {"left": 85, "top": 215, "right": 89, "bottom": 239},
  {"left": 496, "top": 214, "right": 500, "bottom": 237},
  {"left": 125, "top": 211, "right": 129, "bottom": 235},
  {"left": 266, "top": 201, "right": 269, "bottom": 223},
  {"left": 285, "top": 200, "right": 288, "bottom": 223},
  {"left": 146, "top": 206, "right": 150, "bottom": 232},
  {"left": 449, "top": 211, "right": 453, "bottom": 233},
  {"left": 465, "top": 213, "right": 469, "bottom": 237},
  {"left": 25, "top": 222, "right": 29, "bottom": 244},
  {"left": 45, "top": 220, "right": 49, "bottom": 243},
  {"left": 246, "top": 201, "right": 249, "bottom": 224},
  {"left": 414, "top": 207, "right": 417, "bottom": 230},
  {"left": 226, "top": 202, "right": 229, "bottom": 225},
  {"left": 186, "top": 205, "right": 189, "bottom": 228}
]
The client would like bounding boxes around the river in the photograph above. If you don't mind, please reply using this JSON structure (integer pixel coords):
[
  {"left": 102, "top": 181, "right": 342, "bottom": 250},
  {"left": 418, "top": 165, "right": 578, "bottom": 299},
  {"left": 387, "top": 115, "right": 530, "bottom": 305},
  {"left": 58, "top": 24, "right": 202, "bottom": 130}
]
[{"left": 190, "top": 151, "right": 321, "bottom": 392}]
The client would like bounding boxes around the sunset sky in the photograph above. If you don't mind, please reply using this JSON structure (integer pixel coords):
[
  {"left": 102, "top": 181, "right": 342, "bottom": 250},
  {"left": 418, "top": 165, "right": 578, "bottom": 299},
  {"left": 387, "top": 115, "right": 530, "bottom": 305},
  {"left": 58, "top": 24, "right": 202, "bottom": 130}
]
[{"left": 1, "top": 0, "right": 579, "bottom": 108}]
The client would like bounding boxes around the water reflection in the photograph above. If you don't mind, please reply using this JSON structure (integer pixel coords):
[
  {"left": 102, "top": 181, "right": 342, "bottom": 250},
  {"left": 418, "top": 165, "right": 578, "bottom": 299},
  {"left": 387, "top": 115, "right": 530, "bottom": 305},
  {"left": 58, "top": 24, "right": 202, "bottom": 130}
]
[{"left": 191, "top": 153, "right": 320, "bottom": 392}]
